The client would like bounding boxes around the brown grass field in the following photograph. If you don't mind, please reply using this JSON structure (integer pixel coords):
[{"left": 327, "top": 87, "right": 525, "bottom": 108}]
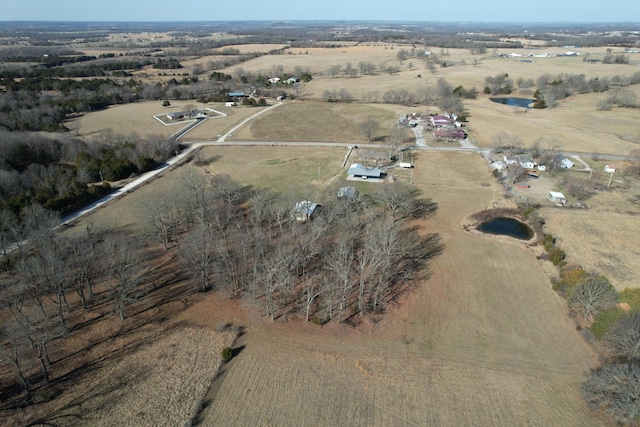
[
  {"left": 7, "top": 41, "right": 640, "bottom": 426},
  {"left": 58, "top": 149, "right": 600, "bottom": 426},
  {"left": 84, "top": 43, "right": 640, "bottom": 152},
  {"left": 199, "top": 151, "right": 598, "bottom": 426},
  {"left": 68, "top": 101, "right": 261, "bottom": 141},
  {"left": 21, "top": 326, "right": 234, "bottom": 427},
  {"left": 229, "top": 101, "right": 407, "bottom": 143}
]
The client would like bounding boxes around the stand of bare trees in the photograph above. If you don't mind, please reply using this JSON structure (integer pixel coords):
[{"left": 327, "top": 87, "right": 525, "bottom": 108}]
[
  {"left": 0, "top": 210, "right": 153, "bottom": 400},
  {"left": 0, "top": 169, "right": 442, "bottom": 403}
]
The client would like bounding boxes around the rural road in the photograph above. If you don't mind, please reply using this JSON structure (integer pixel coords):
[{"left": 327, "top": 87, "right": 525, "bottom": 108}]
[{"left": 60, "top": 102, "right": 638, "bottom": 226}]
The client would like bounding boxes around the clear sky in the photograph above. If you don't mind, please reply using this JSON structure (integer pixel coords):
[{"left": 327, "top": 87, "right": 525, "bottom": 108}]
[{"left": 2, "top": 0, "right": 639, "bottom": 22}]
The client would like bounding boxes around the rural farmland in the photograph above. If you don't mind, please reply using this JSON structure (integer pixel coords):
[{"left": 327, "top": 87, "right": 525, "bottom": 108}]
[{"left": 1, "top": 19, "right": 640, "bottom": 427}]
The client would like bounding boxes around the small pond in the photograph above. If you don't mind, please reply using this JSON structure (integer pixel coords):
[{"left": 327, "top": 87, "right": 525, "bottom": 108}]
[
  {"left": 477, "top": 217, "right": 534, "bottom": 240},
  {"left": 489, "top": 97, "right": 534, "bottom": 108}
]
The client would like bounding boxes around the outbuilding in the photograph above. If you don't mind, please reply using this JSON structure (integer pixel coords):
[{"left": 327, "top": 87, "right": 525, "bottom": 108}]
[
  {"left": 337, "top": 187, "right": 357, "bottom": 200},
  {"left": 292, "top": 201, "right": 320, "bottom": 223},
  {"left": 548, "top": 191, "right": 567, "bottom": 205},
  {"left": 347, "top": 163, "right": 383, "bottom": 180},
  {"left": 555, "top": 154, "right": 574, "bottom": 169}
]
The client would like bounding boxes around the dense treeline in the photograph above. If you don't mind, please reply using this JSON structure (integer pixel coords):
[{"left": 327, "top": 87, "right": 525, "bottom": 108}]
[
  {"left": 0, "top": 60, "right": 152, "bottom": 79},
  {"left": 0, "top": 132, "right": 179, "bottom": 215},
  {"left": 0, "top": 57, "right": 313, "bottom": 132},
  {"left": 0, "top": 170, "right": 442, "bottom": 402}
]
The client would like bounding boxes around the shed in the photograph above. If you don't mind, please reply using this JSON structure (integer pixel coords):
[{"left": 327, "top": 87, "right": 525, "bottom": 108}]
[
  {"left": 227, "top": 92, "right": 245, "bottom": 98},
  {"left": 337, "top": 187, "right": 357, "bottom": 200},
  {"left": 548, "top": 191, "right": 567, "bottom": 205},
  {"left": 292, "top": 201, "right": 319, "bottom": 223},
  {"left": 555, "top": 154, "right": 574, "bottom": 169}
]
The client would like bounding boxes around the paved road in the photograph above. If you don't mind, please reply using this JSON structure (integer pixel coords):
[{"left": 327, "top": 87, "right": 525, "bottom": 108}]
[{"left": 60, "top": 101, "right": 639, "bottom": 226}]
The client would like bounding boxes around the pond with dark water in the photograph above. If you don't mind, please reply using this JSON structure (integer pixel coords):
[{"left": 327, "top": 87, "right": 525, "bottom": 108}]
[
  {"left": 489, "top": 97, "right": 534, "bottom": 108},
  {"left": 477, "top": 217, "right": 534, "bottom": 240}
]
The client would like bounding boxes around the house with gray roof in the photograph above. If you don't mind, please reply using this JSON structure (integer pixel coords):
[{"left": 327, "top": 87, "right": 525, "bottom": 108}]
[{"left": 347, "top": 163, "right": 383, "bottom": 180}]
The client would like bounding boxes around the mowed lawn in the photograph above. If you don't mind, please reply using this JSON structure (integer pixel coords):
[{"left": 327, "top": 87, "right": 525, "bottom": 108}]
[{"left": 202, "top": 152, "right": 598, "bottom": 427}]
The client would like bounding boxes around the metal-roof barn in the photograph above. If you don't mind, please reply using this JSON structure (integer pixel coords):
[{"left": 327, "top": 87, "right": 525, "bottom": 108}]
[{"left": 347, "top": 163, "right": 382, "bottom": 179}]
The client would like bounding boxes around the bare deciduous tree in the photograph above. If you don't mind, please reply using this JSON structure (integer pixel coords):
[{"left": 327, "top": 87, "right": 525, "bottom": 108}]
[
  {"left": 104, "top": 236, "right": 147, "bottom": 320},
  {"left": 605, "top": 311, "right": 640, "bottom": 362},
  {"left": 325, "top": 235, "right": 355, "bottom": 323},
  {"left": 359, "top": 118, "right": 380, "bottom": 143},
  {"left": 376, "top": 181, "right": 414, "bottom": 217},
  {"left": 0, "top": 208, "right": 17, "bottom": 258},
  {"left": 140, "top": 194, "right": 180, "bottom": 250},
  {"left": 583, "top": 361, "right": 640, "bottom": 425},
  {"left": 1, "top": 323, "right": 31, "bottom": 392},
  {"left": 568, "top": 277, "right": 618, "bottom": 322},
  {"left": 180, "top": 224, "right": 216, "bottom": 293}
]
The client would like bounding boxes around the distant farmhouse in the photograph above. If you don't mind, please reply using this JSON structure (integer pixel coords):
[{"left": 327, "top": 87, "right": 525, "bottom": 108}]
[
  {"left": 554, "top": 154, "right": 575, "bottom": 169},
  {"left": 503, "top": 154, "right": 536, "bottom": 169}
]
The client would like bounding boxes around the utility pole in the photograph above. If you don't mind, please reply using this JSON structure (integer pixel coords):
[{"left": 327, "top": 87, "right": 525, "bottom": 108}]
[{"left": 607, "top": 170, "right": 614, "bottom": 188}]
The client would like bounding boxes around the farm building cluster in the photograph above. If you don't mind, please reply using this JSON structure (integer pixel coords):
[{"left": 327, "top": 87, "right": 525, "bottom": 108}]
[
  {"left": 292, "top": 187, "right": 357, "bottom": 223},
  {"left": 398, "top": 112, "right": 467, "bottom": 142}
]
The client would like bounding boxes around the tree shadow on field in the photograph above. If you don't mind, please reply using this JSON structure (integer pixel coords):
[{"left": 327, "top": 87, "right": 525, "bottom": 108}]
[
  {"left": 410, "top": 198, "right": 438, "bottom": 219},
  {"left": 232, "top": 345, "right": 245, "bottom": 358},
  {"left": 194, "top": 154, "right": 221, "bottom": 166},
  {"left": 24, "top": 354, "right": 155, "bottom": 427}
]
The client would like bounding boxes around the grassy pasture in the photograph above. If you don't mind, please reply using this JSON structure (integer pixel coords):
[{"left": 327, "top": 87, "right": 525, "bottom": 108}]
[
  {"left": 219, "top": 44, "right": 405, "bottom": 76},
  {"left": 199, "top": 145, "right": 348, "bottom": 191},
  {"left": 63, "top": 145, "right": 349, "bottom": 234},
  {"left": 69, "top": 101, "right": 252, "bottom": 140},
  {"left": 540, "top": 169, "right": 640, "bottom": 292},
  {"left": 28, "top": 41, "right": 640, "bottom": 426},
  {"left": 229, "top": 101, "right": 405, "bottom": 143},
  {"left": 215, "top": 44, "right": 639, "bottom": 152},
  {"left": 58, "top": 146, "right": 601, "bottom": 426},
  {"left": 201, "top": 151, "right": 598, "bottom": 426},
  {"left": 467, "top": 86, "right": 640, "bottom": 153}
]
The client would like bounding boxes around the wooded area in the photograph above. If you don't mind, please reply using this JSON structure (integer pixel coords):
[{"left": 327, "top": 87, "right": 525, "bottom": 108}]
[{"left": 0, "top": 168, "right": 442, "bottom": 404}]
